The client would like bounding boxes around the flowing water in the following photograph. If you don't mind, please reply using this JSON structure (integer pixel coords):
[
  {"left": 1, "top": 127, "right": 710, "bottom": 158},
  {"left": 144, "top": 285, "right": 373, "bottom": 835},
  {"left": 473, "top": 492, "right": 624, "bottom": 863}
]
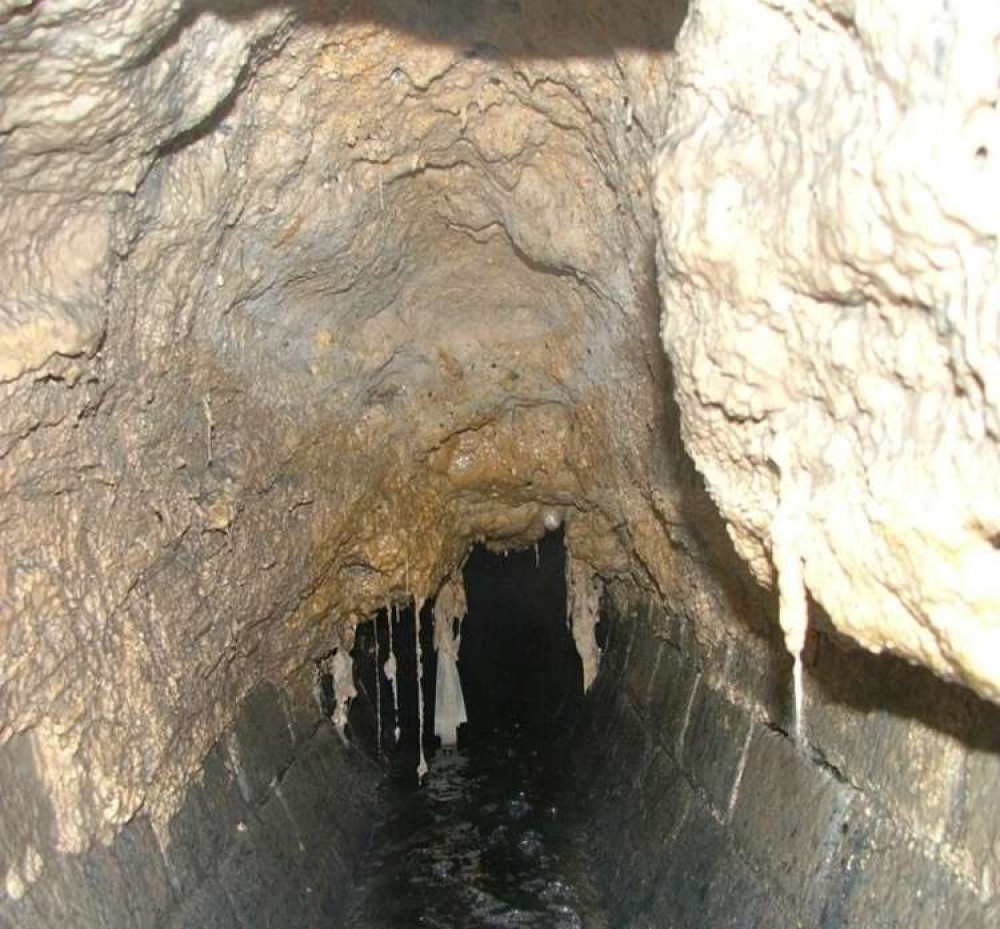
[{"left": 341, "top": 727, "right": 609, "bottom": 929}]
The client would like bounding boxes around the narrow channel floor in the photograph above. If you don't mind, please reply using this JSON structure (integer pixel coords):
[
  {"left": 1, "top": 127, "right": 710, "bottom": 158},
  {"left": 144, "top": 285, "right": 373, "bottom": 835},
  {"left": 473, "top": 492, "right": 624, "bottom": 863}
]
[{"left": 341, "top": 727, "right": 610, "bottom": 929}]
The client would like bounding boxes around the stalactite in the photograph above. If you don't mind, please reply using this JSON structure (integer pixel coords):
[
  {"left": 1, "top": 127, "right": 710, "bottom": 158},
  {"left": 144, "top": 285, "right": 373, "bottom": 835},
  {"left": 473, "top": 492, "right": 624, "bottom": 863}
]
[
  {"left": 432, "top": 573, "right": 468, "bottom": 748},
  {"left": 565, "top": 551, "right": 603, "bottom": 691},
  {"left": 330, "top": 646, "right": 357, "bottom": 743},
  {"left": 414, "top": 597, "right": 428, "bottom": 781},
  {"left": 771, "top": 467, "right": 810, "bottom": 746},
  {"left": 385, "top": 603, "right": 400, "bottom": 744},
  {"left": 374, "top": 609, "right": 382, "bottom": 757}
]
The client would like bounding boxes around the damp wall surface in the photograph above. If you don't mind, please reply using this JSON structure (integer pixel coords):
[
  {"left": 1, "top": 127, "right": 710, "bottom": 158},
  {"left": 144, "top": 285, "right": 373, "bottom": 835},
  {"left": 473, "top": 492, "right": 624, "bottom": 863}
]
[
  {"left": 581, "top": 581, "right": 1000, "bottom": 929},
  {"left": 0, "top": 680, "right": 378, "bottom": 929}
]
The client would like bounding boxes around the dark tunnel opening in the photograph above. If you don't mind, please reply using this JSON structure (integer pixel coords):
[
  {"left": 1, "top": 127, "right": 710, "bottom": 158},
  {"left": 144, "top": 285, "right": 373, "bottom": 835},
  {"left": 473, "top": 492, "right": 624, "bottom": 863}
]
[
  {"left": 338, "top": 531, "right": 615, "bottom": 928},
  {"left": 347, "top": 528, "right": 599, "bottom": 773},
  {"left": 459, "top": 530, "right": 588, "bottom": 741}
]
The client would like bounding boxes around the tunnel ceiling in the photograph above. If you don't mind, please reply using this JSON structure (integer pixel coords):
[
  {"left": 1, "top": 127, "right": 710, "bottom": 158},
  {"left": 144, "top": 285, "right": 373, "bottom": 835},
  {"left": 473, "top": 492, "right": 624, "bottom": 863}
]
[{"left": 1, "top": 0, "right": 999, "bottom": 870}]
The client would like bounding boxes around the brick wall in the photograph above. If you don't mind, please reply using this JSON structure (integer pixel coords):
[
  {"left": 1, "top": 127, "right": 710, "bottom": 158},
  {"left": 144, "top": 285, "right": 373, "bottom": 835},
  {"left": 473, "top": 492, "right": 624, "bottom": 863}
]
[
  {"left": 0, "top": 681, "right": 378, "bottom": 929},
  {"left": 580, "top": 582, "right": 1000, "bottom": 928}
]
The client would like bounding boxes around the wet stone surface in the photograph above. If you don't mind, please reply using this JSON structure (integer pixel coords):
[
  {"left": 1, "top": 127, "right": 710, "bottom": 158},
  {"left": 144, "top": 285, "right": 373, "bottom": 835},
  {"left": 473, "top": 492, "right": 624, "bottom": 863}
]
[{"left": 342, "top": 729, "right": 609, "bottom": 929}]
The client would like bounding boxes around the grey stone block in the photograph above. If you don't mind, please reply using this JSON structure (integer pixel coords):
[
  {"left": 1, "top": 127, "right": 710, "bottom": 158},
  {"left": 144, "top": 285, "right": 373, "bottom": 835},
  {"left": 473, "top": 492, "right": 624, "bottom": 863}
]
[
  {"left": 732, "top": 724, "right": 852, "bottom": 923},
  {"left": 201, "top": 742, "right": 253, "bottom": 830},
  {"left": 311, "top": 728, "right": 378, "bottom": 856},
  {"left": 682, "top": 680, "right": 751, "bottom": 815},
  {"left": 218, "top": 826, "right": 286, "bottom": 928},
  {"left": 824, "top": 803, "right": 992, "bottom": 929},
  {"left": 703, "top": 847, "right": 790, "bottom": 929},
  {"left": 161, "top": 741, "right": 251, "bottom": 897},
  {"left": 805, "top": 636, "right": 969, "bottom": 845},
  {"left": 0, "top": 818, "right": 174, "bottom": 929},
  {"left": 166, "top": 877, "right": 244, "bottom": 929},
  {"left": 603, "top": 695, "right": 653, "bottom": 793},
  {"left": 639, "top": 747, "right": 693, "bottom": 838},
  {"left": 724, "top": 623, "right": 794, "bottom": 730},
  {"left": 600, "top": 606, "right": 635, "bottom": 682},
  {"left": 163, "top": 779, "right": 222, "bottom": 897},
  {"left": 273, "top": 754, "right": 332, "bottom": 863},
  {"left": 648, "top": 642, "right": 699, "bottom": 761},
  {"left": 866, "top": 707, "right": 963, "bottom": 843},
  {"left": 0, "top": 683, "right": 378, "bottom": 929},
  {"left": 81, "top": 836, "right": 137, "bottom": 928},
  {"left": 112, "top": 816, "right": 175, "bottom": 928},
  {"left": 647, "top": 794, "right": 728, "bottom": 928},
  {"left": 584, "top": 673, "right": 622, "bottom": 748},
  {"left": 286, "top": 700, "right": 323, "bottom": 749},
  {"left": 274, "top": 752, "right": 354, "bottom": 907},
  {"left": 281, "top": 675, "right": 325, "bottom": 748},
  {"left": 230, "top": 683, "right": 295, "bottom": 805},
  {"left": 647, "top": 599, "right": 686, "bottom": 651},
  {"left": 300, "top": 746, "right": 371, "bottom": 862},
  {"left": 624, "top": 622, "right": 662, "bottom": 711},
  {"left": 19, "top": 851, "right": 113, "bottom": 929},
  {"left": 0, "top": 891, "right": 38, "bottom": 929},
  {"left": 687, "top": 625, "right": 730, "bottom": 690},
  {"left": 946, "top": 719, "right": 1000, "bottom": 896},
  {"left": 606, "top": 751, "right": 695, "bottom": 923}
]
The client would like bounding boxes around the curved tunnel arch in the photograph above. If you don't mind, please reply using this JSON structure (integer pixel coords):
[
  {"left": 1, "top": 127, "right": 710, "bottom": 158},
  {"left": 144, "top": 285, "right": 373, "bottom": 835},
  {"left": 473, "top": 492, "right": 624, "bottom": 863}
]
[{"left": 2, "top": 0, "right": 1000, "bottom": 925}]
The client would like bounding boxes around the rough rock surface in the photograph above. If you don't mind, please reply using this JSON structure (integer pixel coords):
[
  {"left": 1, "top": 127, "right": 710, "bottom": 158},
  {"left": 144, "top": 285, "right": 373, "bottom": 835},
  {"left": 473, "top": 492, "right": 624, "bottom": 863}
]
[
  {"left": 656, "top": 0, "right": 1000, "bottom": 699},
  {"left": 1, "top": 0, "right": 998, "bottom": 909},
  {"left": 0, "top": 0, "right": 691, "bottom": 885}
]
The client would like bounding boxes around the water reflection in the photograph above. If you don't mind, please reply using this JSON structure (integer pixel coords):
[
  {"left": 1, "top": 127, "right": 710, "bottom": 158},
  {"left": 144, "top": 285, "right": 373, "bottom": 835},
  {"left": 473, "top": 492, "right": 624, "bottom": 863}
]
[{"left": 342, "top": 728, "right": 608, "bottom": 929}]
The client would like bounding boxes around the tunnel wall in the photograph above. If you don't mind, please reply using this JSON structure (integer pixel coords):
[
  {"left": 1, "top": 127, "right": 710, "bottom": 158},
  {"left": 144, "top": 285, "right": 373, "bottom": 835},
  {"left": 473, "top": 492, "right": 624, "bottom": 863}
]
[
  {"left": 581, "top": 581, "right": 1000, "bottom": 928},
  {"left": 0, "top": 681, "right": 378, "bottom": 929}
]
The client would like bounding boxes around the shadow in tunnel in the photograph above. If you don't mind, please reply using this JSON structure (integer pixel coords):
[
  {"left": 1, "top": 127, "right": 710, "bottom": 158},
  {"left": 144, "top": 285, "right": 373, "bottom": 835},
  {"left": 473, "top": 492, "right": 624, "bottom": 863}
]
[
  {"left": 131, "top": 0, "right": 689, "bottom": 72},
  {"left": 459, "top": 528, "right": 586, "bottom": 742},
  {"left": 348, "top": 528, "right": 591, "bottom": 777}
]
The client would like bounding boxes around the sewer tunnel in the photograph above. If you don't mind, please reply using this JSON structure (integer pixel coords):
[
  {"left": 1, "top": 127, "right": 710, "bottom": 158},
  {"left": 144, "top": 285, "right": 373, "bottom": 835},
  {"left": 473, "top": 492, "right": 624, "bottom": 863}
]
[{"left": 1, "top": 0, "right": 1000, "bottom": 926}]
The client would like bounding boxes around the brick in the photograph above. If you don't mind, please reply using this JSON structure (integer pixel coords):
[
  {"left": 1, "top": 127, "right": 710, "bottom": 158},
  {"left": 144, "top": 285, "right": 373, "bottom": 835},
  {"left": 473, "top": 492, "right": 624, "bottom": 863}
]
[
  {"left": 218, "top": 822, "right": 289, "bottom": 928},
  {"left": 20, "top": 851, "right": 113, "bottom": 929},
  {"left": 826, "top": 802, "right": 991, "bottom": 929},
  {"left": 704, "top": 847, "right": 791, "bottom": 929},
  {"left": 724, "top": 622, "right": 794, "bottom": 729},
  {"left": 163, "top": 779, "right": 222, "bottom": 896},
  {"left": 682, "top": 680, "right": 751, "bottom": 815},
  {"left": 648, "top": 642, "right": 699, "bottom": 760},
  {"left": 647, "top": 794, "right": 727, "bottom": 928},
  {"left": 732, "top": 724, "right": 852, "bottom": 923},
  {"left": 946, "top": 712, "right": 1000, "bottom": 895},
  {"left": 112, "top": 816, "right": 175, "bottom": 928},
  {"left": 624, "top": 622, "right": 662, "bottom": 710},
  {"left": 805, "top": 635, "right": 969, "bottom": 844},
  {"left": 230, "top": 683, "right": 295, "bottom": 805},
  {"left": 601, "top": 605, "right": 636, "bottom": 682},
  {"left": 166, "top": 877, "right": 243, "bottom": 929}
]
